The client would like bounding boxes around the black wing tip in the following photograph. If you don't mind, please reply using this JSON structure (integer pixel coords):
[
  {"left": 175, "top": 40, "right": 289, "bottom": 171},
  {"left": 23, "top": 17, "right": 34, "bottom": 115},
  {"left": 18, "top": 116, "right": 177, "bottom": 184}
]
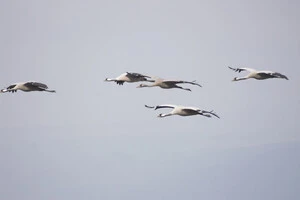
[
  {"left": 228, "top": 66, "right": 236, "bottom": 70},
  {"left": 228, "top": 66, "right": 243, "bottom": 73},
  {"left": 145, "top": 105, "right": 155, "bottom": 109},
  {"left": 281, "top": 74, "right": 289, "bottom": 80}
]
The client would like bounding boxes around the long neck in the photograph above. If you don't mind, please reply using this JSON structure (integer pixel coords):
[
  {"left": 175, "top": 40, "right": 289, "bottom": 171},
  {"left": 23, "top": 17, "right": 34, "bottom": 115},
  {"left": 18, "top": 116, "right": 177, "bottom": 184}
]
[
  {"left": 105, "top": 78, "right": 117, "bottom": 82},
  {"left": 234, "top": 76, "right": 249, "bottom": 81},
  {"left": 142, "top": 83, "right": 156, "bottom": 87},
  {"left": 158, "top": 113, "right": 173, "bottom": 118}
]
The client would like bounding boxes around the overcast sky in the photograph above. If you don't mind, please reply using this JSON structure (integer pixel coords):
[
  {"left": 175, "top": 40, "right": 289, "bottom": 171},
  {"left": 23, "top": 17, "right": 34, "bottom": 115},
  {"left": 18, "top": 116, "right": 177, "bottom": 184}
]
[{"left": 1, "top": 0, "right": 300, "bottom": 199}]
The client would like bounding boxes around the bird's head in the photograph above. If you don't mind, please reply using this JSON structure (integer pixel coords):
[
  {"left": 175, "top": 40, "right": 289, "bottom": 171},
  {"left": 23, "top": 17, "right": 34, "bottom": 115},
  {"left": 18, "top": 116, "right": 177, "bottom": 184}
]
[
  {"left": 137, "top": 84, "right": 147, "bottom": 88},
  {"left": 232, "top": 77, "right": 238, "bottom": 82},
  {"left": 157, "top": 113, "right": 164, "bottom": 118}
]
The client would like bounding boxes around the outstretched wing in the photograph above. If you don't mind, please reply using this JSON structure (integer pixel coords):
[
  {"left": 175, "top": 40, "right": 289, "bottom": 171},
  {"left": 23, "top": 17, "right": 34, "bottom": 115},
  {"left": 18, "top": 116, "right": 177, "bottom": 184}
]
[
  {"left": 126, "top": 72, "right": 151, "bottom": 79},
  {"left": 163, "top": 80, "right": 202, "bottom": 87},
  {"left": 25, "top": 82, "right": 48, "bottom": 89},
  {"left": 228, "top": 66, "right": 256, "bottom": 73}
]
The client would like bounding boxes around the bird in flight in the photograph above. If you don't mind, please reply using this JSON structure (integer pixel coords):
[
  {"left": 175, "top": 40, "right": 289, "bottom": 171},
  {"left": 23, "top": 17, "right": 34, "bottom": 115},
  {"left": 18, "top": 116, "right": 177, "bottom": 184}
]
[
  {"left": 104, "top": 72, "right": 154, "bottom": 85},
  {"left": 145, "top": 104, "right": 219, "bottom": 118},
  {"left": 1, "top": 81, "right": 56, "bottom": 93},
  {"left": 228, "top": 66, "right": 288, "bottom": 81},
  {"left": 137, "top": 77, "right": 202, "bottom": 91}
]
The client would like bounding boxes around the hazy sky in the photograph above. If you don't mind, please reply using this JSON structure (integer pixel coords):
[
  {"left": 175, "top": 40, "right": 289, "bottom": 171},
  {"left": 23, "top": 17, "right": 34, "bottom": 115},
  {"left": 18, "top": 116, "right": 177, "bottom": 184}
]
[{"left": 1, "top": 0, "right": 300, "bottom": 199}]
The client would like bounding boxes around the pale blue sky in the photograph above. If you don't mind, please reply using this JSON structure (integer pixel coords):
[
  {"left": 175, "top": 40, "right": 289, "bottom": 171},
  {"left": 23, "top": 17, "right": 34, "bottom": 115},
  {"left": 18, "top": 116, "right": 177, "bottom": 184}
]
[{"left": 0, "top": 0, "right": 299, "bottom": 199}]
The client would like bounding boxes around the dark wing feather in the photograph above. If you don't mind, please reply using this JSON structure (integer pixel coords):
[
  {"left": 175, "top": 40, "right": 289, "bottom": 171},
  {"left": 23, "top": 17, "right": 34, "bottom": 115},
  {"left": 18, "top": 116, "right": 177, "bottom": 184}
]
[
  {"left": 155, "top": 105, "right": 176, "bottom": 110},
  {"left": 126, "top": 72, "right": 151, "bottom": 79},
  {"left": 7, "top": 84, "right": 17, "bottom": 89},
  {"left": 181, "top": 108, "right": 200, "bottom": 115},
  {"left": 145, "top": 105, "right": 155, "bottom": 109},
  {"left": 25, "top": 82, "right": 48, "bottom": 89},
  {"left": 116, "top": 81, "right": 124, "bottom": 85},
  {"left": 256, "top": 72, "right": 274, "bottom": 79},
  {"left": 228, "top": 66, "right": 245, "bottom": 73},
  {"left": 272, "top": 72, "right": 289, "bottom": 80}
]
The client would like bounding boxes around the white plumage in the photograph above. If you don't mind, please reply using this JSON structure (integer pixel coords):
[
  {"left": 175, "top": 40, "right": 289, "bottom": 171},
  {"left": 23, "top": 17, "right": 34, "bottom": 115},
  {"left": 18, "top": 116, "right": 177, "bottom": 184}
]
[
  {"left": 137, "top": 77, "right": 202, "bottom": 91},
  {"left": 104, "top": 72, "right": 153, "bottom": 85},
  {"left": 228, "top": 66, "right": 288, "bottom": 81},
  {"left": 145, "top": 104, "right": 219, "bottom": 118},
  {"left": 1, "top": 81, "right": 56, "bottom": 93}
]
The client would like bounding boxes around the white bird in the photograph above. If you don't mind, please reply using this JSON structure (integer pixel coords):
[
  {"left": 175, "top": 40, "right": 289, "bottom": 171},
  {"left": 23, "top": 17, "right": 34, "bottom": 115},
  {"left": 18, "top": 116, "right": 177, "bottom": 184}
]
[
  {"left": 145, "top": 104, "right": 219, "bottom": 118},
  {"left": 137, "top": 77, "right": 202, "bottom": 91},
  {"left": 104, "top": 72, "right": 154, "bottom": 85},
  {"left": 228, "top": 66, "right": 288, "bottom": 81},
  {"left": 0, "top": 82, "right": 56, "bottom": 93}
]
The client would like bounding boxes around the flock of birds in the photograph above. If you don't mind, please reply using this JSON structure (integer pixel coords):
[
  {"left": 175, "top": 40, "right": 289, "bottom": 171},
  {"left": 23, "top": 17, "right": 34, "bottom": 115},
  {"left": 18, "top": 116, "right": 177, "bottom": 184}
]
[{"left": 1, "top": 67, "right": 288, "bottom": 119}]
